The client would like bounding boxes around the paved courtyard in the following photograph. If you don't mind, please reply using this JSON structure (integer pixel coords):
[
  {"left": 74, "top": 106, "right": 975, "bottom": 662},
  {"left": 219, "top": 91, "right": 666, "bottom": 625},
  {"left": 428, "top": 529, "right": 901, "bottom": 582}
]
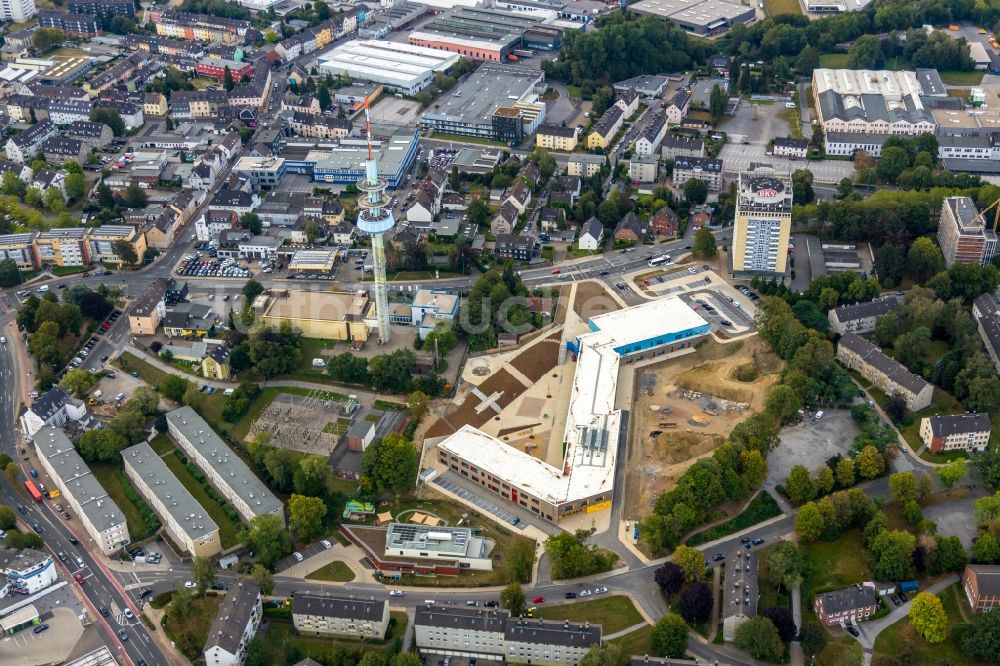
[
  {"left": 719, "top": 101, "right": 791, "bottom": 147},
  {"left": 718, "top": 143, "right": 856, "bottom": 183},
  {"left": 765, "top": 408, "right": 861, "bottom": 488},
  {"left": 923, "top": 496, "right": 980, "bottom": 548}
]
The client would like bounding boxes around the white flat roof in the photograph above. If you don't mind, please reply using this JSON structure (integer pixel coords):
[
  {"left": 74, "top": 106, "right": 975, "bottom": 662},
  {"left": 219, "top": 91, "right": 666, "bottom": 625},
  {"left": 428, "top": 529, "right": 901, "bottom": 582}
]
[
  {"left": 318, "top": 39, "right": 459, "bottom": 87},
  {"left": 437, "top": 297, "right": 708, "bottom": 508}
]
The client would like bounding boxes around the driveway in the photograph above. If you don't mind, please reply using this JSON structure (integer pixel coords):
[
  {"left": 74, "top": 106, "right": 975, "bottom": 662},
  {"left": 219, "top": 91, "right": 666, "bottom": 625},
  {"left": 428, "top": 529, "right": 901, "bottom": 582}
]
[
  {"left": 852, "top": 574, "right": 959, "bottom": 652},
  {"left": 765, "top": 408, "right": 861, "bottom": 489}
]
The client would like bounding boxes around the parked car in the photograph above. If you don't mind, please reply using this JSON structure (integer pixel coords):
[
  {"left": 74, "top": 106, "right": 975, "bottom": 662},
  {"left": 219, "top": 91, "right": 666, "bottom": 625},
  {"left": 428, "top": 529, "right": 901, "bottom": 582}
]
[
  {"left": 293, "top": 552, "right": 304, "bottom": 562},
  {"left": 564, "top": 592, "right": 577, "bottom": 599},
  {"left": 594, "top": 586, "right": 608, "bottom": 594},
  {"left": 532, "top": 596, "right": 545, "bottom": 603},
  {"left": 33, "top": 624, "right": 49, "bottom": 634}
]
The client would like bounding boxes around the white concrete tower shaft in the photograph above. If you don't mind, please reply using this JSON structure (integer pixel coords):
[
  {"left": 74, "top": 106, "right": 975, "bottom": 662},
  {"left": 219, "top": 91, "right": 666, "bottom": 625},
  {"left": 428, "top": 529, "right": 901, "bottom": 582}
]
[{"left": 355, "top": 106, "right": 395, "bottom": 343}]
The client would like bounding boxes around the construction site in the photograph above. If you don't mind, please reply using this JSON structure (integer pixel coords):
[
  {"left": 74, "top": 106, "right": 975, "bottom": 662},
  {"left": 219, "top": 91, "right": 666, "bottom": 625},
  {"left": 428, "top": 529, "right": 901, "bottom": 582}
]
[{"left": 623, "top": 336, "right": 784, "bottom": 518}]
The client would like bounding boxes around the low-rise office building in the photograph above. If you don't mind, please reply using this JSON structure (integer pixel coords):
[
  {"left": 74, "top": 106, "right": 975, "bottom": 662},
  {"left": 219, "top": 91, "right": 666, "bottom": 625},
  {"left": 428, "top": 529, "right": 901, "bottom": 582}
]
[
  {"left": 33, "top": 427, "right": 130, "bottom": 555},
  {"left": 918, "top": 413, "right": 991, "bottom": 454},
  {"left": 166, "top": 407, "right": 285, "bottom": 526},
  {"left": 814, "top": 584, "right": 880, "bottom": 625},
  {"left": 292, "top": 594, "right": 390, "bottom": 639},
  {"left": 836, "top": 333, "right": 934, "bottom": 412},
  {"left": 340, "top": 522, "right": 494, "bottom": 575},
  {"left": 203, "top": 581, "right": 262, "bottom": 666},
  {"left": 34, "top": 228, "right": 88, "bottom": 267},
  {"left": 122, "top": 442, "right": 222, "bottom": 558},
  {"left": 828, "top": 297, "right": 900, "bottom": 335},
  {"left": 0, "top": 548, "right": 58, "bottom": 595}
]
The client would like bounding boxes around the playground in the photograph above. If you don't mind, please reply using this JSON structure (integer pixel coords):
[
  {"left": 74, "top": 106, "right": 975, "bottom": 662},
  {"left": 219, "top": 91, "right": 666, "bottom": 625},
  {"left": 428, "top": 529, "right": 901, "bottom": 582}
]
[{"left": 623, "top": 337, "right": 784, "bottom": 519}]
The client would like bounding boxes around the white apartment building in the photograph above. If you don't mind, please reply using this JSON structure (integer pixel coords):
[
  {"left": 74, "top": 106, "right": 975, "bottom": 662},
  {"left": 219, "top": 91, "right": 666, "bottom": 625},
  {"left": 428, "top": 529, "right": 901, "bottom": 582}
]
[
  {"left": 828, "top": 297, "right": 900, "bottom": 335},
  {"left": 0, "top": 548, "right": 58, "bottom": 595},
  {"left": 166, "top": 407, "right": 285, "bottom": 526},
  {"left": 19, "top": 386, "right": 87, "bottom": 439},
  {"left": 292, "top": 594, "right": 390, "bottom": 639},
  {"left": 919, "top": 413, "right": 991, "bottom": 454},
  {"left": 415, "top": 606, "right": 509, "bottom": 660},
  {"left": 504, "top": 618, "right": 602, "bottom": 665},
  {"left": 33, "top": 427, "right": 130, "bottom": 555},
  {"left": 122, "top": 443, "right": 222, "bottom": 558},
  {"left": 0, "top": 0, "right": 37, "bottom": 23},
  {"left": 203, "top": 581, "right": 262, "bottom": 666}
]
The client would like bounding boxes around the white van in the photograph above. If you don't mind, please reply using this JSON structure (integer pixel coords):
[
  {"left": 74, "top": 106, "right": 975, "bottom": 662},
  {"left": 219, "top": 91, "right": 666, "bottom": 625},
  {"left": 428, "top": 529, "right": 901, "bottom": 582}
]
[
  {"left": 37, "top": 285, "right": 49, "bottom": 293},
  {"left": 312, "top": 358, "right": 326, "bottom": 368},
  {"left": 785, "top": 102, "right": 796, "bottom": 109},
  {"left": 115, "top": 392, "right": 126, "bottom": 403},
  {"left": 814, "top": 410, "right": 825, "bottom": 421},
  {"left": 93, "top": 390, "right": 103, "bottom": 400}
]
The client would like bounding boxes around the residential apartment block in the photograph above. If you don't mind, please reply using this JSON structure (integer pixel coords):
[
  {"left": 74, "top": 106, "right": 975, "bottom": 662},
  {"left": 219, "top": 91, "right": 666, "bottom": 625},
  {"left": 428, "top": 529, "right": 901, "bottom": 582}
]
[
  {"left": 34, "top": 228, "right": 89, "bottom": 267},
  {"left": 661, "top": 135, "right": 704, "bottom": 160},
  {"left": 166, "top": 407, "right": 285, "bottom": 526},
  {"left": 33, "top": 427, "right": 130, "bottom": 555},
  {"left": 731, "top": 165, "right": 792, "bottom": 276},
  {"left": 504, "top": 618, "right": 602, "bottom": 665},
  {"left": 828, "top": 297, "right": 900, "bottom": 335},
  {"left": 203, "top": 582, "right": 262, "bottom": 666},
  {"left": 635, "top": 112, "right": 667, "bottom": 156},
  {"left": 291, "top": 594, "right": 390, "bottom": 639},
  {"left": 671, "top": 156, "right": 723, "bottom": 190},
  {"left": 535, "top": 124, "right": 579, "bottom": 151},
  {"left": 0, "top": 548, "right": 57, "bottom": 595},
  {"left": 836, "top": 333, "right": 934, "bottom": 412},
  {"left": 565, "top": 153, "right": 605, "bottom": 178},
  {"left": 0, "top": 232, "right": 37, "bottom": 270},
  {"left": 586, "top": 105, "right": 623, "bottom": 150},
  {"left": 415, "top": 606, "right": 509, "bottom": 661},
  {"left": 938, "top": 196, "right": 998, "bottom": 267},
  {"left": 972, "top": 294, "right": 1000, "bottom": 374},
  {"left": 19, "top": 386, "right": 86, "bottom": 439},
  {"left": 919, "top": 413, "right": 991, "bottom": 454},
  {"left": 963, "top": 564, "right": 1000, "bottom": 613},
  {"left": 87, "top": 225, "right": 147, "bottom": 267},
  {"left": 122, "top": 442, "right": 222, "bottom": 558},
  {"left": 814, "top": 584, "right": 879, "bottom": 625},
  {"left": 772, "top": 136, "right": 808, "bottom": 159}
]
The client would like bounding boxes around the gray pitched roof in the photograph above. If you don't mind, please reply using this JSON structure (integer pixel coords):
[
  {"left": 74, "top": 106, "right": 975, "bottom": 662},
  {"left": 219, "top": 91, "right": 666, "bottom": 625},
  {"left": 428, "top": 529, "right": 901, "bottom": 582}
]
[
  {"left": 504, "top": 617, "right": 602, "bottom": 648},
  {"left": 415, "top": 605, "right": 509, "bottom": 632},
  {"left": 832, "top": 297, "right": 899, "bottom": 323},
  {"left": 291, "top": 593, "right": 386, "bottom": 621},
  {"left": 927, "top": 413, "right": 991, "bottom": 437},
  {"left": 817, "top": 585, "right": 878, "bottom": 615},
  {"left": 204, "top": 581, "right": 260, "bottom": 655},
  {"left": 838, "top": 333, "right": 930, "bottom": 395}
]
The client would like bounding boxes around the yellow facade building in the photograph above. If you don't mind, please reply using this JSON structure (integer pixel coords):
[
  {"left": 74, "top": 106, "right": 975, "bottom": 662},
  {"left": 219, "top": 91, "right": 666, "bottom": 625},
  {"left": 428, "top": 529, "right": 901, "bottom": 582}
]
[
  {"left": 731, "top": 165, "right": 793, "bottom": 277},
  {"left": 258, "top": 290, "right": 372, "bottom": 342}
]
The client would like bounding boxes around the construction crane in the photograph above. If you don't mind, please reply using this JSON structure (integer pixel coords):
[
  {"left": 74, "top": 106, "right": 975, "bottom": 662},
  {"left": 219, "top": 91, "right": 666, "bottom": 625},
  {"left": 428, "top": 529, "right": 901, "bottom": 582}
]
[{"left": 355, "top": 103, "right": 395, "bottom": 344}]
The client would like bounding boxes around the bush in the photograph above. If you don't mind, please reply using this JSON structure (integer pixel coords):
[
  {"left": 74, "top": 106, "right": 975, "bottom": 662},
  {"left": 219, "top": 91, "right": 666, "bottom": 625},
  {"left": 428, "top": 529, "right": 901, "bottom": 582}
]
[
  {"left": 118, "top": 470, "right": 161, "bottom": 535},
  {"left": 221, "top": 382, "right": 261, "bottom": 423}
]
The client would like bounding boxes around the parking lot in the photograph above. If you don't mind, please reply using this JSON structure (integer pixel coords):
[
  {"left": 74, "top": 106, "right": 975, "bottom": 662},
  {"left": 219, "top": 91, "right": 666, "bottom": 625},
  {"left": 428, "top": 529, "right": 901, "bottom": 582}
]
[
  {"left": 176, "top": 256, "right": 251, "bottom": 279},
  {"left": 720, "top": 102, "right": 792, "bottom": 147},
  {"left": 765, "top": 408, "right": 861, "bottom": 488},
  {"left": 432, "top": 475, "right": 526, "bottom": 530},
  {"left": 718, "top": 142, "right": 856, "bottom": 183},
  {"left": 0, "top": 607, "right": 83, "bottom": 665},
  {"left": 369, "top": 95, "right": 422, "bottom": 127},
  {"left": 274, "top": 537, "right": 335, "bottom": 573}
]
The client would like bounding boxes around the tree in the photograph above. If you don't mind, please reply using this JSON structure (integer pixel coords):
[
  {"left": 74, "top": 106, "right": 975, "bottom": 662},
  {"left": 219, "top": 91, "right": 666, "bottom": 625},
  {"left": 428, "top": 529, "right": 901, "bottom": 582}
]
[
  {"left": 112, "top": 238, "right": 137, "bottom": 266},
  {"left": 1, "top": 171, "right": 26, "bottom": 199},
  {"left": 857, "top": 445, "right": 885, "bottom": 479},
  {"left": 43, "top": 187, "right": 65, "bottom": 213},
  {"left": 734, "top": 616, "right": 784, "bottom": 661},
  {"left": 798, "top": 621, "right": 827, "bottom": 657},
  {"left": 466, "top": 198, "right": 490, "bottom": 227},
  {"left": 848, "top": 34, "right": 885, "bottom": 69},
  {"left": 650, "top": 615, "right": 688, "bottom": 659},
  {"left": 251, "top": 563, "right": 274, "bottom": 595},
  {"left": 25, "top": 187, "right": 43, "bottom": 209},
  {"left": 159, "top": 375, "right": 190, "bottom": 403},
  {"left": 972, "top": 532, "right": 1000, "bottom": 564},
  {"left": 654, "top": 562, "right": 685, "bottom": 596},
  {"left": 792, "top": 168, "right": 814, "bottom": 205},
  {"left": 61, "top": 368, "right": 97, "bottom": 398},
  {"left": 240, "top": 514, "right": 289, "bottom": 568},
  {"left": 191, "top": 556, "right": 215, "bottom": 597},
  {"left": 708, "top": 84, "right": 726, "bottom": 121},
  {"left": 64, "top": 171, "right": 86, "bottom": 201},
  {"left": 901, "top": 500, "right": 923, "bottom": 528},
  {"left": 360, "top": 433, "right": 417, "bottom": 497},
  {"left": 909, "top": 592, "right": 947, "bottom": 643},
  {"left": 974, "top": 492, "right": 1000, "bottom": 525},
  {"left": 368, "top": 348, "right": 417, "bottom": 393},
  {"left": 0, "top": 259, "right": 21, "bottom": 289},
  {"left": 959, "top": 607, "right": 1000, "bottom": 660},
  {"left": 931, "top": 535, "right": 967, "bottom": 574},
  {"left": 580, "top": 644, "right": 623, "bottom": 666},
  {"left": 243, "top": 279, "right": 264, "bottom": 301},
  {"left": 123, "top": 184, "right": 147, "bottom": 209},
  {"left": 3, "top": 462, "right": 18, "bottom": 484},
  {"left": 223, "top": 65, "right": 235, "bottom": 91},
  {"left": 0, "top": 506, "right": 16, "bottom": 530},
  {"left": 764, "top": 384, "right": 801, "bottom": 424},
  {"left": 877, "top": 146, "right": 911, "bottom": 182},
  {"left": 765, "top": 541, "right": 805, "bottom": 591},
  {"left": 762, "top": 606, "right": 797, "bottom": 643},
  {"left": 682, "top": 178, "right": 708, "bottom": 205},
  {"left": 691, "top": 227, "right": 717, "bottom": 259},
  {"left": 4, "top": 530, "right": 43, "bottom": 549},
  {"left": 795, "top": 502, "right": 824, "bottom": 541},
  {"left": 241, "top": 212, "right": 262, "bottom": 235},
  {"left": 678, "top": 582, "right": 713, "bottom": 624},
  {"left": 835, "top": 457, "right": 856, "bottom": 488},
  {"left": 97, "top": 181, "right": 115, "bottom": 209},
  {"left": 76, "top": 428, "right": 129, "bottom": 463},
  {"left": 545, "top": 529, "right": 618, "bottom": 579},
  {"left": 787, "top": 465, "right": 816, "bottom": 504},
  {"left": 90, "top": 108, "right": 125, "bottom": 137},
  {"left": 868, "top": 529, "right": 916, "bottom": 580},
  {"left": 500, "top": 582, "right": 525, "bottom": 616},
  {"left": 906, "top": 237, "right": 944, "bottom": 283},
  {"left": 671, "top": 544, "right": 705, "bottom": 583},
  {"left": 889, "top": 471, "right": 919, "bottom": 504},
  {"left": 32, "top": 28, "right": 64, "bottom": 53},
  {"left": 327, "top": 352, "right": 370, "bottom": 384},
  {"left": 288, "top": 494, "right": 327, "bottom": 540},
  {"left": 936, "top": 459, "right": 967, "bottom": 490},
  {"left": 317, "top": 84, "right": 331, "bottom": 111}
]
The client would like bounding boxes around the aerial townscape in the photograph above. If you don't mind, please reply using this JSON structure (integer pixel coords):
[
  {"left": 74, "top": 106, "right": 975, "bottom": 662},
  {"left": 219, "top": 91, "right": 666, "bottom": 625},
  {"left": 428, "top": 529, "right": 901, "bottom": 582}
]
[{"left": 6, "top": 0, "right": 1000, "bottom": 665}]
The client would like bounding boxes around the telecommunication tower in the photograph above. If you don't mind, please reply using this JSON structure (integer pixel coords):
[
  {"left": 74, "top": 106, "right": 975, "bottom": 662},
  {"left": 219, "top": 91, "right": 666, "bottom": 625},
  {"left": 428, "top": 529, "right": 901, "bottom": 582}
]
[{"left": 355, "top": 106, "right": 395, "bottom": 343}]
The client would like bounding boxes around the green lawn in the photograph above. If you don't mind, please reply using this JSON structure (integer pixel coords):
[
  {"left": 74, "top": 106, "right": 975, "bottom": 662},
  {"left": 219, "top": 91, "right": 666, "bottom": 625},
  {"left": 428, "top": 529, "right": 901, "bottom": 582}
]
[
  {"left": 755, "top": 543, "right": 789, "bottom": 613},
  {"left": 256, "top": 612, "right": 408, "bottom": 658},
  {"left": 49, "top": 265, "right": 90, "bottom": 277},
  {"left": 149, "top": 434, "right": 174, "bottom": 456},
  {"left": 873, "top": 583, "right": 988, "bottom": 666},
  {"left": 803, "top": 530, "right": 871, "bottom": 594},
  {"left": 162, "top": 594, "right": 223, "bottom": 661},
  {"left": 305, "top": 561, "right": 356, "bottom": 583},
  {"left": 161, "top": 451, "right": 242, "bottom": 548},
  {"left": 818, "top": 53, "right": 850, "bottom": 69},
  {"left": 90, "top": 463, "right": 158, "bottom": 542},
  {"left": 764, "top": 0, "right": 803, "bottom": 14},
  {"left": 535, "top": 596, "right": 643, "bottom": 635},
  {"left": 939, "top": 70, "right": 986, "bottom": 86},
  {"left": 565, "top": 84, "right": 583, "bottom": 99},
  {"left": 687, "top": 491, "right": 782, "bottom": 546},
  {"left": 815, "top": 634, "right": 864, "bottom": 666},
  {"left": 607, "top": 625, "right": 653, "bottom": 665}
]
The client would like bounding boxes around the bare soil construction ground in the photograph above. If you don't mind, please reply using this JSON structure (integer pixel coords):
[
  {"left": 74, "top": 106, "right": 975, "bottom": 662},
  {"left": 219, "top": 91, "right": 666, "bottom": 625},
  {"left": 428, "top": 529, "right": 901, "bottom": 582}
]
[
  {"left": 573, "top": 281, "right": 622, "bottom": 319},
  {"left": 623, "top": 337, "right": 784, "bottom": 519}
]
